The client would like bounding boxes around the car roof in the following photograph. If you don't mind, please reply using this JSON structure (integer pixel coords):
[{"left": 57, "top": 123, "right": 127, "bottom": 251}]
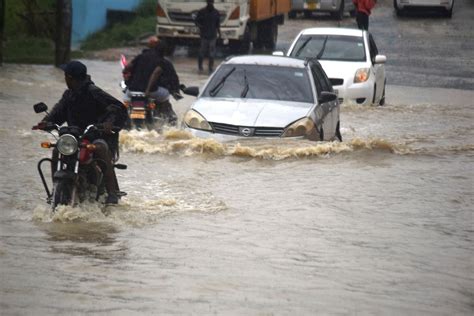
[
  {"left": 224, "top": 55, "right": 306, "bottom": 69},
  {"left": 299, "top": 27, "right": 364, "bottom": 37}
]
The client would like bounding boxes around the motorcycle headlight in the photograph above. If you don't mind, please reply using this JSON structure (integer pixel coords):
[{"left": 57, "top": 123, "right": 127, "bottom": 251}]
[
  {"left": 282, "top": 117, "right": 315, "bottom": 138},
  {"left": 354, "top": 68, "right": 370, "bottom": 83},
  {"left": 183, "top": 110, "right": 212, "bottom": 131},
  {"left": 57, "top": 134, "right": 78, "bottom": 155}
]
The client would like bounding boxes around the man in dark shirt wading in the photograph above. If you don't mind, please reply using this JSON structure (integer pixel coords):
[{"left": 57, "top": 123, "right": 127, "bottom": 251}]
[{"left": 195, "top": 0, "right": 221, "bottom": 74}]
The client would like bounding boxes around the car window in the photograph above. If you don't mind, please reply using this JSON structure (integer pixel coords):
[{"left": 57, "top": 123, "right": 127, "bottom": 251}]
[
  {"left": 311, "top": 63, "right": 332, "bottom": 93},
  {"left": 290, "top": 34, "right": 366, "bottom": 62},
  {"left": 202, "top": 64, "right": 314, "bottom": 103}
]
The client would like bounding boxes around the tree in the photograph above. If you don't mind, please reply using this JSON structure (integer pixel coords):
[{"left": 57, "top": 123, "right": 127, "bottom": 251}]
[
  {"left": 0, "top": 0, "right": 5, "bottom": 65},
  {"left": 55, "top": 0, "right": 71, "bottom": 66}
]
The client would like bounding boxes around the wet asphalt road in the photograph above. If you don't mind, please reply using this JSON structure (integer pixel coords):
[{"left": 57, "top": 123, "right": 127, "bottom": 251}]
[
  {"left": 164, "top": 0, "right": 474, "bottom": 91},
  {"left": 1, "top": 1, "right": 473, "bottom": 315}
]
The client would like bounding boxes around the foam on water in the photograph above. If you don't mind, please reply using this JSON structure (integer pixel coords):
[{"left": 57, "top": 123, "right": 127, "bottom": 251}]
[{"left": 119, "top": 129, "right": 413, "bottom": 160}]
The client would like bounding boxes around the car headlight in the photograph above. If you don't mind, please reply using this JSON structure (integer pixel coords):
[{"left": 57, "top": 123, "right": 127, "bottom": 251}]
[
  {"left": 183, "top": 110, "right": 212, "bottom": 131},
  {"left": 282, "top": 117, "right": 315, "bottom": 138},
  {"left": 56, "top": 134, "right": 78, "bottom": 155},
  {"left": 354, "top": 68, "right": 370, "bottom": 83}
]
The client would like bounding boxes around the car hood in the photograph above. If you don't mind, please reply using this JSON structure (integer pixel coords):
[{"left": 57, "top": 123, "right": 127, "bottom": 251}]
[
  {"left": 192, "top": 98, "right": 313, "bottom": 127},
  {"left": 319, "top": 60, "right": 369, "bottom": 80}
]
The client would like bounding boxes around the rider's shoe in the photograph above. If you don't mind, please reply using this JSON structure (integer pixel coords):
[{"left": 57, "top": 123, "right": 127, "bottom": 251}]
[{"left": 105, "top": 194, "right": 119, "bottom": 205}]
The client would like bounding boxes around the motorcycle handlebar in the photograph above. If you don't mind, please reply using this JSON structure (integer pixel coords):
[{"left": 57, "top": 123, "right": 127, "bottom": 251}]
[
  {"left": 32, "top": 123, "right": 120, "bottom": 134},
  {"left": 32, "top": 122, "right": 57, "bottom": 131}
]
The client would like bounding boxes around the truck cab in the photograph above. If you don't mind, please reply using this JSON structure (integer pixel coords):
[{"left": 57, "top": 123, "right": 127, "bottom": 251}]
[{"left": 156, "top": 0, "right": 290, "bottom": 54}]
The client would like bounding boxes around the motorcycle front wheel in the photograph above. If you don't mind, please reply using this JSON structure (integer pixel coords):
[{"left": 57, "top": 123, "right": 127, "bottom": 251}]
[{"left": 52, "top": 180, "right": 73, "bottom": 209}]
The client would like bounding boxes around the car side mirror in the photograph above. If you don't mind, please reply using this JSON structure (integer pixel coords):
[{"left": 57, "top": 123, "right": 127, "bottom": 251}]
[
  {"left": 272, "top": 51, "right": 285, "bottom": 56},
  {"left": 374, "top": 55, "right": 387, "bottom": 64},
  {"left": 318, "top": 91, "right": 337, "bottom": 104},
  {"left": 33, "top": 102, "right": 48, "bottom": 113},
  {"left": 183, "top": 86, "right": 199, "bottom": 97}
]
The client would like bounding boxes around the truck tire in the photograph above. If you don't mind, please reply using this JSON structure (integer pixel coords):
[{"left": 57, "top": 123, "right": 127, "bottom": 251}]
[
  {"left": 288, "top": 10, "right": 297, "bottom": 19},
  {"left": 265, "top": 19, "right": 278, "bottom": 50},
  {"left": 161, "top": 38, "right": 176, "bottom": 56},
  {"left": 256, "top": 19, "right": 278, "bottom": 51},
  {"left": 230, "top": 26, "right": 251, "bottom": 54},
  {"left": 331, "top": 1, "right": 344, "bottom": 20}
]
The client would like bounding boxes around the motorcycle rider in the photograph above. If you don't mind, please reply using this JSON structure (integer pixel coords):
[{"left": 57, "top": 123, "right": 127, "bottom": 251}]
[
  {"left": 123, "top": 36, "right": 179, "bottom": 125},
  {"left": 35, "top": 60, "right": 127, "bottom": 205}
]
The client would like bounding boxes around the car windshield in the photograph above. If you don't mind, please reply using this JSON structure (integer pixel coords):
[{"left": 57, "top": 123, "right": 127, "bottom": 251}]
[
  {"left": 290, "top": 35, "right": 366, "bottom": 62},
  {"left": 202, "top": 64, "right": 314, "bottom": 103}
]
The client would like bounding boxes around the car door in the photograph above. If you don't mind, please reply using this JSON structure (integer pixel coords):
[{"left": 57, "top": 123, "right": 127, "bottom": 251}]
[
  {"left": 310, "top": 62, "right": 337, "bottom": 140},
  {"left": 368, "top": 33, "right": 384, "bottom": 103}
]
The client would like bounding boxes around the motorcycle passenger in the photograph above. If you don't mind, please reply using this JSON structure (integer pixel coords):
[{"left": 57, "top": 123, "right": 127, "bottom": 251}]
[
  {"left": 35, "top": 61, "right": 127, "bottom": 205},
  {"left": 123, "top": 36, "right": 179, "bottom": 125}
]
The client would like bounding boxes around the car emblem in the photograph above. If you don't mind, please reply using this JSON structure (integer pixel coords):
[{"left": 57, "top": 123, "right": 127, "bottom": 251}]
[
  {"left": 191, "top": 12, "right": 198, "bottom": 20},
  {"left": 239, "top": 127, "right": 254, "bottom": 137}
]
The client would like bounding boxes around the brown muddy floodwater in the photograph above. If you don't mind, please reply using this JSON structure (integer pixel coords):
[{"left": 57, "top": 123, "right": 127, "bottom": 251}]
[{"left": 0, "top": 60, "right": 473, "bottom": 315}]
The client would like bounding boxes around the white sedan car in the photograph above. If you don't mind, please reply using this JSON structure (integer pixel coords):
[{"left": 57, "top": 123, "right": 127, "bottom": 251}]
[
  {"left": 182, "top": 55, "right": 341, "bottom": 142},
  {"left": 394, "top": 0, "right": 454, "bottom": 17},
  {"left": 287, "top": 27, "right": 387, "bottom": 106}
]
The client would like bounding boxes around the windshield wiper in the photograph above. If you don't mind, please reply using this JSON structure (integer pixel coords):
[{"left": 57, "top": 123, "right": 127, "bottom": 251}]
[
  {"left": 294, "top": 36, "right": 312, "bottom": 57},
  {"left": 209, "top": 67, "right": 236, "bottom": 97},
  {"left": 241, "top": 69, "right": 249, "bottom": 98},
  {"left": 316, "top": 36, "right": 328, "bottom": 59}
]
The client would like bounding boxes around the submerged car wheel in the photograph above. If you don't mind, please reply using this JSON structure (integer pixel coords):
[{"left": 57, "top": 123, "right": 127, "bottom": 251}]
[
  {"left": 394, "top": 0, "right": 403, "bottom": 17},
  {"left": 336, "top": 121, "right": 342, "bottom": 142},
  {"left": 445, "top": 2, "right": 454, "bottom": 18},
  {"left": 379, "top": 81, "right": 386, "bottom": 106},
  {"left": 372, "top": 84, "right": 377, "bottom": 105},
  {"left": 331, "top": 1, "right": 344, "bottom": 20}
]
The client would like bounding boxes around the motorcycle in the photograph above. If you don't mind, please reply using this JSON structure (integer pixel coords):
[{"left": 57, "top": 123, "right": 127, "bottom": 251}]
[
  {"left": 120, "top": 54, "right": 181, "bottom": 130},
  {"left": 32, "top": 102, "right": 126, "bottom": 210}
]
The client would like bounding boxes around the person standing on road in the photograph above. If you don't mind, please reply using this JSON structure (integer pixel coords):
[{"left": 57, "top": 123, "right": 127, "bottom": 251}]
[
  {"left": 195, "top": 0, "right": 221, "bottom": 74},
  {"left": 353, "top": 0, "right": 377, "bottom": 30}
]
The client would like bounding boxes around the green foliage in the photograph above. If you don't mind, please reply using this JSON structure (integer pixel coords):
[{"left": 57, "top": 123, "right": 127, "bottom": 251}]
[
  {"left": 5, "top": 0, "right": 56, "bottom": 37},
  {"left": 4, "top": 36, "right": 55, "bottom": 64},
  {"left": 81, "top": 16, "right": 156, "bottom": 51},
  {"left": 4, "top": 0, "right": 56, "bottom": 63},
  {"left": 135, "top": 0, "right": 157, "bottom": 17}
]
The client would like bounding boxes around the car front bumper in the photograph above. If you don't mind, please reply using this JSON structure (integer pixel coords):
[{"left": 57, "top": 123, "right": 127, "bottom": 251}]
[
  {"left": 333, "top": 78, "right": 375, "bottom": 106},
  {"left": 397, "top": 0, "right": 453, "bottom": 9}
]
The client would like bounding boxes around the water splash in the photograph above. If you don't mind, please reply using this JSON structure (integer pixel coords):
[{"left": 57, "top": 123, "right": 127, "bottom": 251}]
[
  {"left": 119, "top": 130, "right": 413, "bottom": 160},
  {"left": 32, "top": 194, "right": 227, "bottom": 227}
]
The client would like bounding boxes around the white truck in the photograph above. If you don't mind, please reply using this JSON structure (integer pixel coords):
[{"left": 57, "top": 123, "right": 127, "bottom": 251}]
[{"left": 155, "top": 0, "right": 291, "bottom": 54}]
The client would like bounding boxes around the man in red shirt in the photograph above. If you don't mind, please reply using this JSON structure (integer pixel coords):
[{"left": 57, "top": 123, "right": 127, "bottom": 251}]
[{"left": 353, "top": 0, "right": 377, "bottom": 30}]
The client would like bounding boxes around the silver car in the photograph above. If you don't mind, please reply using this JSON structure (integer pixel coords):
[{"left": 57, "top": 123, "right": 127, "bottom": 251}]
[
  {"left": 394, "top": 0, "right": 454, "bottom": 17},
  {"left": 289, "top": 0, "right": 356, "bottom": 20},
  {"left": 286, "top": 27, "right": 387, "bottom": 106},
  {"left": 182, "top": 55, "right": 341, "bottom": 142}
]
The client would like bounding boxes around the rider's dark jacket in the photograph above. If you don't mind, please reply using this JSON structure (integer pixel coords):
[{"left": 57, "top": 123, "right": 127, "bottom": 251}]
[
  {"left": 43, "top": 77, "right": 127, "bottom": 130},
  {"left": 127, "top": 48, "right": 161, "bottom": 92}
]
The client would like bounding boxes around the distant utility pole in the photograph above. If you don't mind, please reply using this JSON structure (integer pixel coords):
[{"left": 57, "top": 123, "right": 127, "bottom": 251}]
[
  {"left": 0, "top": 0, "right": 5, "bottom": 66},
  {"left": 55, "top": 0, "right": 72, "bottom": 66}
]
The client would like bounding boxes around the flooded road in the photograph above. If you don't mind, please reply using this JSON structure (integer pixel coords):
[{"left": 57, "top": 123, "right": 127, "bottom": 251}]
[
  {"left": 1, "top": 3, "right": 474, "bottom": 314},
  {"left": 1, "top": 60, "right": 473, "bottom": 315}
]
